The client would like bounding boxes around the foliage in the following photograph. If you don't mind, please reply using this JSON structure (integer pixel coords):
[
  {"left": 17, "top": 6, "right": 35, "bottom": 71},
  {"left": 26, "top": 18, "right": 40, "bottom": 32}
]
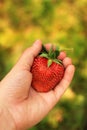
[{"left": 0, "top": 0, "right": 87, "bottom": 130}]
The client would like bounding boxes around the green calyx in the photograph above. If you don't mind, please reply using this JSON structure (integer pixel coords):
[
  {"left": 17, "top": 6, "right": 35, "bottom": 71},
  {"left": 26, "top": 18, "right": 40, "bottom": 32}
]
[{"left": 39, "top": 45, "right": 62, "bottom": 67}]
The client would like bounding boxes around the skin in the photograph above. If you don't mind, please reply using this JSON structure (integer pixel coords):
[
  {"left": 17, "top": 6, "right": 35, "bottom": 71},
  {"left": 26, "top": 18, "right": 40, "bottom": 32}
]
[{"left": 0, "top": 40, "right": 75, "bottom": 130}]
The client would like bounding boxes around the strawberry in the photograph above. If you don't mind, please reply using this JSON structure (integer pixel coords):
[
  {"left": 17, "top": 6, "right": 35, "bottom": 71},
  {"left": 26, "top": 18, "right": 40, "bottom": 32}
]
[{"left": 31, "top": 45, "right": 65, "bottom": 92}]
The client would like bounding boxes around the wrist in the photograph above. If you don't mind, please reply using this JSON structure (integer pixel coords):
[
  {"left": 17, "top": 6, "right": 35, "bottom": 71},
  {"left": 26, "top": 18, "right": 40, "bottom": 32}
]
[{"left": 0, "top": 105, "right": 17, "bottom": 130}]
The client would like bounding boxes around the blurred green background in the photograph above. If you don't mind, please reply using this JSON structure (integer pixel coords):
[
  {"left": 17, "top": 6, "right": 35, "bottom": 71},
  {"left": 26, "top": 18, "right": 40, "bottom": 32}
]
[{"left": 0, "top": 0, "right": 87, "bottom": 130}]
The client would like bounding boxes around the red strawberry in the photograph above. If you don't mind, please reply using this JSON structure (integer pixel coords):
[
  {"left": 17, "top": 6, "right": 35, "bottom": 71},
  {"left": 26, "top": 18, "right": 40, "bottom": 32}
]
[{"left": 31, "top": 45, "right": 65, "bottom": 92}]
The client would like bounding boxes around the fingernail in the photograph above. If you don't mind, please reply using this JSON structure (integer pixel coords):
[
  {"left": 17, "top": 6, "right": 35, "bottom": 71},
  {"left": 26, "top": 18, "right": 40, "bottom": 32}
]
[{"left": 33, "top": 40, "right": 41, "bottom": 46}]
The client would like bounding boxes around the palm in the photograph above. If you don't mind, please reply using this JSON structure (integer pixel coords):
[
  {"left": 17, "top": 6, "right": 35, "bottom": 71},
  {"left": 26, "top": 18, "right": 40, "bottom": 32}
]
[{"left": 8, "top": 70, "right": 57, "bottom": 130}]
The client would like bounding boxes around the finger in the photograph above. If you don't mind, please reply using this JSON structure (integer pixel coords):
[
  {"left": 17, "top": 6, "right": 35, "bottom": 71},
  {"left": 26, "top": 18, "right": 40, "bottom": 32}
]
[
  {"left": 63, "top": 57, "right": 72, "bottom": 68},
  {"left": 54, "top": 65, "right": 75, "bottom": 101},
  {"left": 45, "top": 44, "right": 56, "bottom": 51},
  {"left": 45, "top": 44, "right": 66, "bottom": 61},
  {"left": 58, "top": 51, "right": 66, "bottom": 60},
  {"left": 16, "top": 40, "right": 42, "bottom": 70}
]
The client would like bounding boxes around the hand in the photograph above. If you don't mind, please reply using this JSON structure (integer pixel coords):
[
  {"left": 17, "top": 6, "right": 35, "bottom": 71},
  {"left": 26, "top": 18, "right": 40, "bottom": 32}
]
[{"left": 0, "top": 40, "right": 75, "bottom": 130}]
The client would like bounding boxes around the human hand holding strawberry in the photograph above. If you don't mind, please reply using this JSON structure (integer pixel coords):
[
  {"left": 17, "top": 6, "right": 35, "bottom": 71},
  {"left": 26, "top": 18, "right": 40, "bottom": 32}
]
[{"left": 0, "top": 40, "right": 75, "bottom": 130}]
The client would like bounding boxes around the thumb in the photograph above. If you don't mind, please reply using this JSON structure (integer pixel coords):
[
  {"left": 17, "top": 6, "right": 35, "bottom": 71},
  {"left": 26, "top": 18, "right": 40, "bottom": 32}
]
[
  {"left": 16, "top": 40, "right": 42, "bottom": 71},
  {"left": 0, "top": 40, "right": 42, "bottom": 103}
]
